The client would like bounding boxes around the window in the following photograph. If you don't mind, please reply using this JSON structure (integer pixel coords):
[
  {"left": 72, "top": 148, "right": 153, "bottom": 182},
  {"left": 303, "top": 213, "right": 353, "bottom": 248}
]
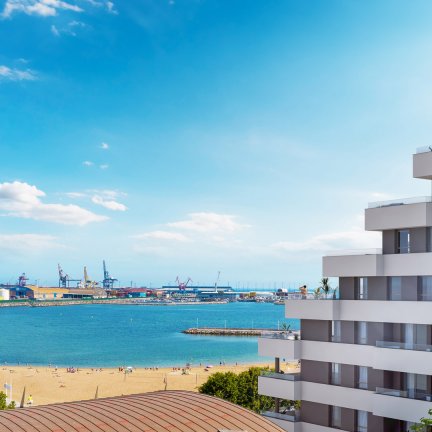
[
  {"left": 357, "top": 366, "right": 368, "bottom": 390},
  {"left": 356, "top": 278, "right": 368, "bottom": 300},
  {"left": 331, "top": 406, "right": 342, "bottom": 428},
  {"left": 397, "top": 229, "right": 410, "bottom": 253},
  {"left": 357, "top": 410, "right": 368, "bottom": 432},
  {"left": 388, "top": 277, "right": 402, "bottom": 300},
  {"left": 331, "top": 321, "right": 341, "bottom": 342},
  {"left": 419, "top": 276, "right": 432, "bottom": 301},
  {"left": 356, "top": 322, "right": 368, "bottom": 345},
  {"left": 331, "top": 363, "right": 341, "bottom": 385},
  {"left": 427, "top": 227, "right": 432, "bottom": 252}
]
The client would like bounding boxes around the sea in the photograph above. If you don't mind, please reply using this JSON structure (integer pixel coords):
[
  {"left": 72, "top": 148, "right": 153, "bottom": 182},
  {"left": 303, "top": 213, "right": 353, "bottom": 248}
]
[{"left": 0, "top": 302, "right": 298, "bottom": 367}]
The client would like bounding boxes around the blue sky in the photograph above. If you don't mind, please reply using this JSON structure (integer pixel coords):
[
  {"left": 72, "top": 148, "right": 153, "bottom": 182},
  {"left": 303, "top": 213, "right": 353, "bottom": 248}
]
[{"left": 1, "top": 0, "right": 432, "bottom": 288}]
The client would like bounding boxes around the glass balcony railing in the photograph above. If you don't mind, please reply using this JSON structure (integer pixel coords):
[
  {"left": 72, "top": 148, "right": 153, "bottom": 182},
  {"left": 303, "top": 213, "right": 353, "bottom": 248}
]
[
  {"left": 416, "top": 146, "right": 432, "bottom": 154},
  {"left": 262, "top": 410, "right": 300, "bottom": 422},
  {"left": 368, "top": 196, "right": 432, "bottom": 209},
  {"left": 376, "top": 387, "right": 432, "bottom": 402},
  {"left": 260, "top": 371, "right": 301, "bottom": 381},
  {"left": 260, "top": 331, "right": 300, "bottom": 340},
  {"left": 376, "top": 340, "right": 432, "bottom": 352},
  {"left": 282, "top": 292, "right": 338, "bottom": 300},
  {"left": 324, "top": 248, "right": 382, "bottom": 256}
]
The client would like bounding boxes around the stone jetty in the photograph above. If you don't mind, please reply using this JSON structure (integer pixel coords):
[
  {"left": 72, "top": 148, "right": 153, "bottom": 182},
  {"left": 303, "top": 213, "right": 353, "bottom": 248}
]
[{"left": 183, "top": 327, "right": 300, "bottom": 337}]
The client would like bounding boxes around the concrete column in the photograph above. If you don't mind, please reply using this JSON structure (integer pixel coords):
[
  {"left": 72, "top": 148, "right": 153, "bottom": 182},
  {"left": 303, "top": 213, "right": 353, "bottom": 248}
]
[
  {"left": 275, "top": 357, "right": 280, "bottom": 373},
  {"left": 274, "top": 397, "right": 280, "bottom": 413}
]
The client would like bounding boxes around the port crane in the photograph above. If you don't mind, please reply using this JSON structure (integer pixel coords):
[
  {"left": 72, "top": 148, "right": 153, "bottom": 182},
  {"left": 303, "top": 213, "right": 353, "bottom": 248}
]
[
  {"left": 80, "top": 266, "right": 99, "bottom": 289},
  {"left": 17, "top": 273, "right": 28, "bottom": 287},
  {"left": 58, "top": 264, "right": 80, "bottom": 288},
  {"left": 102, "top": 260, "right": 117, "bottom": 289},
  {"left": 214, "top": 271, "right": 221, "bottom": 289},
  {"left": 176, "top": 276, "right": 192, "bottom": 291}
]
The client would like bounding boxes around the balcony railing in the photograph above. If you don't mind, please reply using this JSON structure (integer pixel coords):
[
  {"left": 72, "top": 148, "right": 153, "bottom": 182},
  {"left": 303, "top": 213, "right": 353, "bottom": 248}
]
[
  {"left": 260, "top": 331, "right": 299, "bottom": 340},
  {"left": 260, "top": 371, "right": 301, "bottom": 381},
  {"left": 376, "top": 340, "right": 432, "bottom": 352},
  {"left": 368, "top": 196, "right": 432, "bottom": 209},
  {"left": 324, "top": 248, "right": 382, "bottom": 256},
  {"left": 416, "top": 146, "right": 432, "bottom": 154},
  {"left": 376, "top": 387, "right": 432, "bottom": 402},
  {"left": 262, "top": 410, "right": 300, "bottom": 422}
]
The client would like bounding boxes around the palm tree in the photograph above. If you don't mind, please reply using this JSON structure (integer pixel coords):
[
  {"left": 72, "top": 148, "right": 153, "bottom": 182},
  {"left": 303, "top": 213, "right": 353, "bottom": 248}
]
[{"left": 320, "top": 278, "right": 331, "bottom": 299}]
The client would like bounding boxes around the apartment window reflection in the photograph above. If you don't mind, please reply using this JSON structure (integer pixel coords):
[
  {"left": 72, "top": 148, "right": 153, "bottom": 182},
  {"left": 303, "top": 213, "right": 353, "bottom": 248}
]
[
  {"left": 331, "top": 320, "right": 341, "bottom": 342},
  {"left": 357, "top": 366, "right": 368, "bottom": 390},
  {"left": 331, "top": 406, "right": 342, "bottom": 429},
  {"left": 388, "top": 277, "right": 402, "bottom": 300},
  {"left": 357, "top": 410, "right": 368, "bottom": 432},
  {"left": 419, "top": 276, "right": 432, "bottom": 301},
  {"left": 331, "top": 363, "right": 341, "bottom": 385},
  {"left": 397, "top": 229, "right": 410, "bottom": 253},
  {"left": 356, "top": 277, "right": 368, "bottom": 300},
  {"left": 356, "top": 321, "right": 368, "bottom": 345}
]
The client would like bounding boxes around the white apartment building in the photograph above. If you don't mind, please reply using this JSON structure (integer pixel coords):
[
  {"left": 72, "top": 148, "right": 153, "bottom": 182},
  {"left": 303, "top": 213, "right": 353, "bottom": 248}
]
[{"left": 258, "top": 149, "right": 432, "bottom": 432}]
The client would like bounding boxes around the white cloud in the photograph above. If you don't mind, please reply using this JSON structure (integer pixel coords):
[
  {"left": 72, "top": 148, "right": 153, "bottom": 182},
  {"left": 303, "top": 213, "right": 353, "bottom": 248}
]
[
  {"left": 0, "top": 65, "right": 37, "bottom": 81},
  {"left": 64, "top": 191, "right": 86, "bottom": 198},
  {"left": 51, "top": 24, "right": 59, "bottom": 35},
  {"left": 0, "top": 234, "right": 59, "bottom": 252},
  {"left": 51, "top": 19, "right": 85, "bottom": 36},
  {"left": 99, "top": 164, "right": 109, "bottom": 169},
  {"left": 168, "top": 212, "right": 250, "bottom": 233},
  {"left": 134, "top": 231, "right": 190, "bottom": 242},
  {"left": 0, "top": 181, "right": 108, "bottom": 225},
  {"left": 82, "top": 160, "right": 93, "bottom": 166},
  {"left": 106, "top": 1, "right": 117, "bottom": 14},
  {"left": 100, "top": 142, "right": 109, "bottom": 150},
  {"left": 1, "top": 0, "right": 83, "bottom": 18},
  {"left": 91, "top": 195, "right": 127, "bottom": 211}
]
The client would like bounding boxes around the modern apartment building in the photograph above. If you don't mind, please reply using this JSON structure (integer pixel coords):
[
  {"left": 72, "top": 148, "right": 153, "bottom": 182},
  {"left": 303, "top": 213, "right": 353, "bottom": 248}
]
[{"left": 258, "top": 150, "right": 432, "bottom": 432}]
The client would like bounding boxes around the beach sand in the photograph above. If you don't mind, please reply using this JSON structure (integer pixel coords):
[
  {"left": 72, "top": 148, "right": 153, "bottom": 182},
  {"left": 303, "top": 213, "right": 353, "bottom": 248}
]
[{"left": 1, "top": 362, "right": 299, "bottom": 407}]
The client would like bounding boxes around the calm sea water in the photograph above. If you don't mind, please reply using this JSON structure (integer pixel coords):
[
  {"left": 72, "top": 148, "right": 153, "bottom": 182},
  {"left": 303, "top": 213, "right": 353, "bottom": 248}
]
[{"left": 0, "top": 302, "right": 298, "bottom": 367}]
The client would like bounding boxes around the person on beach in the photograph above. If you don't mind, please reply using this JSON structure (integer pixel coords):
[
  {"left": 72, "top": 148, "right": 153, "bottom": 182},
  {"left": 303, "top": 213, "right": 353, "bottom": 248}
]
[{"left": 27, "top": 395, "right": 33, "bottom": 406}]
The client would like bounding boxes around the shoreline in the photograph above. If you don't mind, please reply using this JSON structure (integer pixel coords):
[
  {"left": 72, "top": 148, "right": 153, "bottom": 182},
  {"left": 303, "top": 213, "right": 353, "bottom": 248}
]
[{"left": 1, "top": 362, "right": 299, "bottom": 407}]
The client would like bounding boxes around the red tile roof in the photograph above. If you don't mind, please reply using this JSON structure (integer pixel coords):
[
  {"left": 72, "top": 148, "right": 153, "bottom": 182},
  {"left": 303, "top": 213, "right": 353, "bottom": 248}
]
[{"left": 0, "top": 390, "right": 284, "bottom": 432}]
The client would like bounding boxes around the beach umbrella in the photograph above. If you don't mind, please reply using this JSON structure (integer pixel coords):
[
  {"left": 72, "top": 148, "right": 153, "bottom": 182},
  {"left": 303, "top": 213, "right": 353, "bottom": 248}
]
[{"left": 20, "top": 386, "right": 26, "bottom": 408}]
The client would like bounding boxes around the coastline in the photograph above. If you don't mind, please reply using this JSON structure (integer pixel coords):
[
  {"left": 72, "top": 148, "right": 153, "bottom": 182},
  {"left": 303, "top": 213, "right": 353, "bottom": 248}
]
[{"left": 1, "top": 362, "right": 299, "bottom": 407}]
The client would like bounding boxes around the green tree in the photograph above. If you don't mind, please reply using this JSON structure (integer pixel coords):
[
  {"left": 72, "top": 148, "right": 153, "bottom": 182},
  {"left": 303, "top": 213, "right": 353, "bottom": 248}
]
[
  {"left": 410, "top": 408, "right": 432, "bottom": 431},
  {"left": 320, "top": 278, "right": 331, "bottom": 298},
  {"left": 0, "top": 391, "right": 15, "bottom": 410},
  {"left": 199, "top": 367, "right": 299, "bottom": 413}
]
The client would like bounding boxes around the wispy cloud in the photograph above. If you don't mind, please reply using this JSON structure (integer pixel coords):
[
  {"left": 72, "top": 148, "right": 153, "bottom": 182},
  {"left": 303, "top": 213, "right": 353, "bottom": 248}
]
[
  {"left": 167, "top": 212, "right": 250, "bottom": 233},
  {"left": 99, "top": 164, "right": 109, "bottom": 170},
  {"left": 133, "top": 231, "right": 190, "bottom": 242},
  {"left": 0, "top": 181, "right": 108, "bottom": 225},
  {"left": 100, "top": 142, "right": 109, "bottom": 150},
  {"left": 106, "top": 1, "right": 117, "bottom": 14},
  {"left": 0, "top": 233, "right": 60, "bottom": 252},
  {"left": 1, "top": 0, "right": 83, "bottom": 18},
  {"left": 0, "top": 65, "right": 37, "bottom": 81},
  {"left": 51, "top": 19, "right": 85, "bottom": 36},
  {"left": 82, "top": 160, "right": 93, "bottom": 166},
  {"left": 91, "top": 195, "right": 127, "bottom": 211}
]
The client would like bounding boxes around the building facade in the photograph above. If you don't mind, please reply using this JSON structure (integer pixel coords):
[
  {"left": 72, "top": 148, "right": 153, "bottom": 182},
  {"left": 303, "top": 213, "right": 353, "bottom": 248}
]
[{"left": 258, "top": 150, "right": 432, "bottom": 432}]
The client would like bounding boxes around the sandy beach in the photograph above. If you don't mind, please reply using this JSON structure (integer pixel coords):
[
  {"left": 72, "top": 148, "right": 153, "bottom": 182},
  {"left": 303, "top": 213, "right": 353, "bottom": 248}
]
[{"left": 1, "top": 362, "right": 299, "bottom": 407}]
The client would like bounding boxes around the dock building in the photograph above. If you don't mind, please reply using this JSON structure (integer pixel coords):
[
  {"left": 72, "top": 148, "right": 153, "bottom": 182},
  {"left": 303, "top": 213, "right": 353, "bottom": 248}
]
[{"left": 258, "top": 149, "right": 432, "bottom": 431}]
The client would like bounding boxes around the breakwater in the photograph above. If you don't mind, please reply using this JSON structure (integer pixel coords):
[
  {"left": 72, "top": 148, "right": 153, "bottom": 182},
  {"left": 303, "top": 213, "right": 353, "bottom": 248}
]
[
  {"left": 183, "top": 327, "right": 300, "bottom": 337},
  {"left": 0, "top": 299, "right": 229, "bottom": 308}
]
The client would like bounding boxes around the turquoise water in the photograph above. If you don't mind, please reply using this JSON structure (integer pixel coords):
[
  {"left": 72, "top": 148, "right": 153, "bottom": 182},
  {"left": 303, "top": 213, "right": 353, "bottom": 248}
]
[{"left": 0, "top": 303, "right": 298, "bottom": 367}]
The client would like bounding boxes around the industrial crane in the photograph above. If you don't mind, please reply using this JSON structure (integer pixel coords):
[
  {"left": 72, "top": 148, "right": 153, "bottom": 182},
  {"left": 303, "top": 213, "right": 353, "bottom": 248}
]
[
  {"left": 58, "top": 264, "right": 80, "bottom": 288},
  {"left": 214, "top": 271, "right": 221, "bottom": 290},
  {"left": 81, "top": 266, "right": 99, "bottom": 289},
  {"left": 102, "top": 260, "right": 117, "bottom": 290},
  {"left": 17, "top": 273, "right": 28, "bottom": 287},
  {"left": 176, "top": 276, "right": 192, "bottom": 291}
]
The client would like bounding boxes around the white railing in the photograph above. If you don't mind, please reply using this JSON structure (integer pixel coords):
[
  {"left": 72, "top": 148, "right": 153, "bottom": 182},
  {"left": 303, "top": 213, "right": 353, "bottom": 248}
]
[
  {"left": 376, "top": 340, "right": 432, "bottom": 352},
  {"left": 325, "top": 248, "right": 382, "bottom": 256},
  {"left": 376, "top": 387, "right": 432, "bottom": 401},
  {"left": 262, "top": 410, "right": 299, "bottom": 422},
  {"left": 416, "top": 146, "right": 432, "bottom": 154},
  {"left": 260, "top": 331, "right": 299, "bottom": 340},
  {"left": 368, "top": 196, "right": 432, "bottom": 209}
]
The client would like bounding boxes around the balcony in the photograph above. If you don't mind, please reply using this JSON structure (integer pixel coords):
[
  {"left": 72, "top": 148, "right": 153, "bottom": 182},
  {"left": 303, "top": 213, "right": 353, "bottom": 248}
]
[
  {"left": 413, "top": 149, "right": 432, "bottom": 179},
  {"left": 258, "top": 334, "right": 301, "bottom": 359},
  {"left": 366, "top": 197, "right": 432, "bottom": 230},
  {"left": 373, "top": 341, "right": 432, "bottom": 375},
  {"left": 258, "top": 372, "right": 302, "bottom": 400},
  {"left": 323, "top": 251, "right": 383, "bottom": 277},
  {"left": 285, "top": 300, "right": 432, "bottom": 324},
  {"left": 262, "top": 410, "right": 300, "bottom": 432},
  {"left": 372, "top": 387, "right": 432, "bottom": 422}
]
